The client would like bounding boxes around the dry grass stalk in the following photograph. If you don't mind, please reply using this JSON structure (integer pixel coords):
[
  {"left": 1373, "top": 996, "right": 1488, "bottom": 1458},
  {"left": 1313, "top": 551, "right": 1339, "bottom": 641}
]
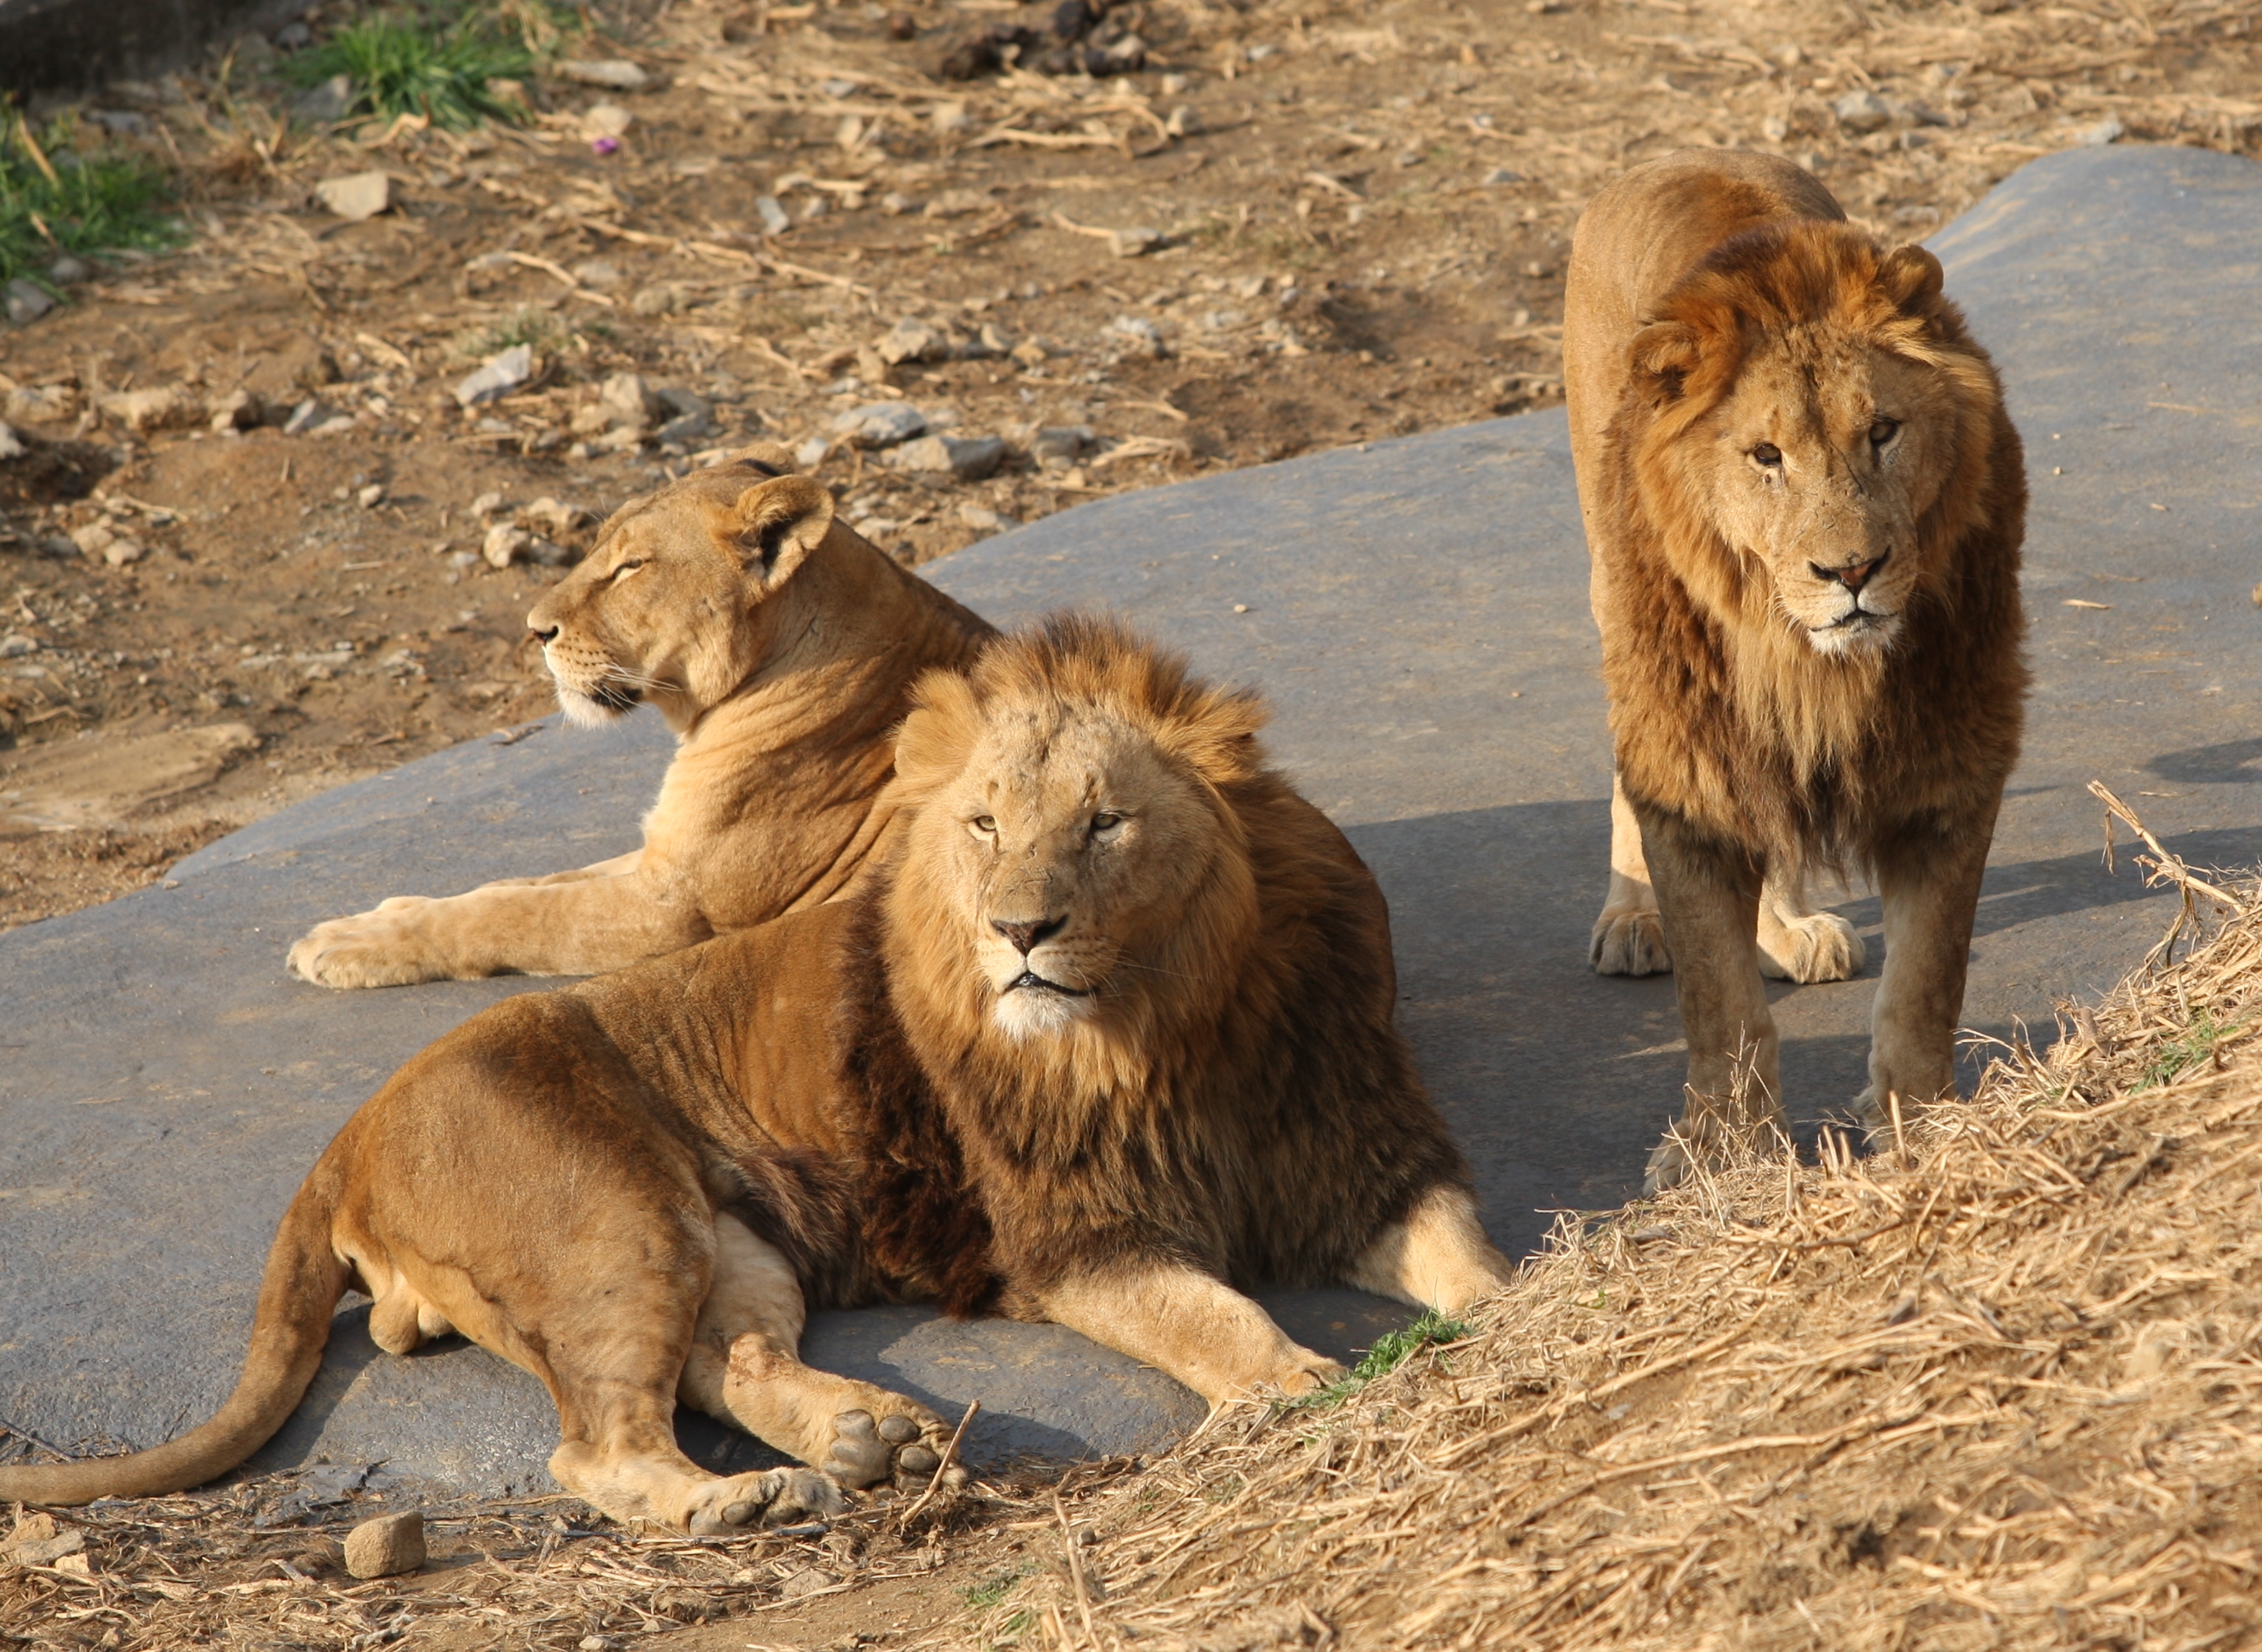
[{"left": 981, "top": 862, "right": 2262, "bottom": 1650}]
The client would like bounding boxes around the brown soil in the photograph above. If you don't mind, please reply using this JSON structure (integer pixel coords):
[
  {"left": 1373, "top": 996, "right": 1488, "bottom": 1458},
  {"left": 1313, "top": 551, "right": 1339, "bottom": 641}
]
[{"left": 6, "top": 0, "right": 2259, "bottom": 932}]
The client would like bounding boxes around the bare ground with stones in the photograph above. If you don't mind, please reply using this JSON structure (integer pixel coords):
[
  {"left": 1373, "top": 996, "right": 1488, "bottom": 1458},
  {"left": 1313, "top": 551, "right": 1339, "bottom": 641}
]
[{"left": 6, "top": 0, "right": 2261, "bottom": 930}]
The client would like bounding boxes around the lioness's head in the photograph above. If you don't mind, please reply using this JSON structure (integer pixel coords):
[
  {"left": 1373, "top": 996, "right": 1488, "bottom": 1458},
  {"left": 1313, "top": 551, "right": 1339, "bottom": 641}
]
[
  {"left": 526, "top": 445, "right": 837, "bottom": 728},
  {"left": 1628, "top": 220, "right": 2001, "bottom": 658},
  {"left": 885, "top": 615, "right": 1268, "bottom": 1045}
]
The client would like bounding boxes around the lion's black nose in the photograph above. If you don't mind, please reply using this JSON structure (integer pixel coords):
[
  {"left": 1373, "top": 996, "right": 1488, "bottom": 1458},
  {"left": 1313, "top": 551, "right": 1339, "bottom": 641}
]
[
  {"left": 992, "top": 916, "right": 1066, "bottom": 956},
  {"left": 1810, "top": 552, "right": 1886, "bottom": 592},
  {"left": 530, "top": 622, "right": 560, "bottom": 642}
]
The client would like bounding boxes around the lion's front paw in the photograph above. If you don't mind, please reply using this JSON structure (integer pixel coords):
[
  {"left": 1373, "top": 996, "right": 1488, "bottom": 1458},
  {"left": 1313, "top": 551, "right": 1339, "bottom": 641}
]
[
  {"left": 1757, "top": 909, "right": 1867, "bottom": 983},
  {"left": 821, "top": 1406, "right": 968, "bottom": 1494},
  {"left": 1266, "top": 1349, "right": 1348, "bottom": 1399},
  {"left": 287, "top": 903, "right": 446, "bottom": 989},
  {"left": 684, "top": 1467, "right": 848, "bottom": 1535},
  {"left": 1591, "top": 905, "right": 1671, "bottom": 977}
]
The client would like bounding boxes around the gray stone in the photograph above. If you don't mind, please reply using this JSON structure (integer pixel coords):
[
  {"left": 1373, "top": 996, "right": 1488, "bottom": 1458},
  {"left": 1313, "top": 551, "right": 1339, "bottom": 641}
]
[
  {"left": 755, "top": 196, "right": 793, "bottom": 236},
  {"left": 890, "top": 433, "right": 1006, "bottom": 481},
  {"left": 1107, "top": 225, "right": 1166, "bottom": 257},
  {"left": 2081, "top": 116, "right": 2126, "bottom": 146},
  {"left": 558, "top": 58, "right": 650, "bottom": 91},
  {"left": 630, "top": 282, "right": 679, "bottom": 318},
  {"left": 453, "top": 345, "right": 535, "bottom": 409},
  {"left": 5, "top": 278, "right": 56, "bottom": 326},
  {"left": 3, "top": 1530, "right": 85, "bottom": 1568},
  {"left": 1029, "top": 423, "right": 1094, "bottom": 462},
  {"left": 1833, "top": 90, "right": 1895, "bottom": 132},
  {"left": 282, "top": 397, "right": 329, "bottom": 437},
  {"left": 0, "top": 422, "right": 21, "bottom": 461},
  {"left": 314, "top": 171, "right": 390, "bottom": 222},
  {"left": 343, "top": 1512, "right": 425, "bottom": 1579},
  {"left": 2, "top": 146, "right": 2260, "bottom": 1497},
  {"left": 46, "top": 256, "right": 88, "bottom": 285},
  {"left": 292, "top": 73, "right": 354, "bottom": 125},
  {"left": 877, "top": 317, "right": 953, "bottom": 365},
  {"left": 830, "top": 400, "right": 927, "bottom": 447},
  {"left": 599, "top": 372, "right": 656, "bottom": 425}
]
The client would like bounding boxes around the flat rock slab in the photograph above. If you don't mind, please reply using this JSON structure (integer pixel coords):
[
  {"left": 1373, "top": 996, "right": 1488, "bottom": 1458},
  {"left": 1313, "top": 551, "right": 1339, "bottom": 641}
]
[{"left": 4, "top": 145, "right": 2259, "bottom": 1496}]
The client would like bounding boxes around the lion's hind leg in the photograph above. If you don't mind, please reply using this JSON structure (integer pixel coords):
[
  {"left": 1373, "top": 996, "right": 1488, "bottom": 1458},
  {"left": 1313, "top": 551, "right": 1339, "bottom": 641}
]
[
  {"left": 679, "top": 1215, "right": 966, "bottom": 1496},
  {"left": 1755, "top": 870, "right": 1867, "bottom": 984},
  {"left": 1348, "top": 1186, "right": 1512, "bottom": 1317},
  {"left": 1591, "top": 774, "right": 1672, "bottom": 976}
]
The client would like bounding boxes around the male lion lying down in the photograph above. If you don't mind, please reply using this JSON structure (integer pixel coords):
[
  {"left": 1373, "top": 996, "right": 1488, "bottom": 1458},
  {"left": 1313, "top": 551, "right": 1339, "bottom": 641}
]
[
  {"left": 1563, "top": 150, "right": 2027, "bottom": 1188},
  {"left": 288, "top": 444, "right": 995, "bottom": 988},
  {"left": 2, "top": 617, "right": 1510, "bottom": 1533}
]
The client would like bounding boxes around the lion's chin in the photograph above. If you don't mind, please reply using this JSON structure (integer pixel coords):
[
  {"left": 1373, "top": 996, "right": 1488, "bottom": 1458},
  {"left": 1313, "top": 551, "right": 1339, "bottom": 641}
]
[
  {"left": 992, "top": 986, "right": 1096, "bottom": 1041},
  {"left": 1802, "top": 612, "right": 1902, "bottom": 659},
  {"left": 554, "top": 683, "right": 640, "bottom": 728}
]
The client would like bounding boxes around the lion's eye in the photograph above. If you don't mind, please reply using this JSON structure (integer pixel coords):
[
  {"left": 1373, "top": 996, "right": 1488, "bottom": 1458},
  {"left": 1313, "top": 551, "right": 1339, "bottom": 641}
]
[
  {"left": 1869, "top": 418, "right": 1901, "bottom": 447},
  {"left": 610, "top": 558, "right": 646, "bottom": 581},
  {"left": 1090, "top": 812, "right": 1124, "bottom": 835},
  {"left": 969, "top": 815, "right": 997, "bottom": 837},
  {"left": 1751, "top": 442, "right": 1783, "bottom": 468}
]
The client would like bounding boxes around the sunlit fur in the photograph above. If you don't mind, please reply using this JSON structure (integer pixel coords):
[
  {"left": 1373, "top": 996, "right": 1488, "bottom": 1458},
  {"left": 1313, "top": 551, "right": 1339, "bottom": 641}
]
[
  {"left": 867, "top": 614, "right": 1472, "bottom": 1290},
  {"left": 1589, "top": 195, "right": 2026, "bottom": 877}
]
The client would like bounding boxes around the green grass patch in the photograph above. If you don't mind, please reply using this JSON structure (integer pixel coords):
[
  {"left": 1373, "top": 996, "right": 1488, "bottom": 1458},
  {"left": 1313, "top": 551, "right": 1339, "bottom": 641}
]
[
  {"left": 1279, "top": 1309, "right": 1475, "bottom": 1413},
  {"left": 284, "top": 3, "right": 571, "bottom": 130},
  {"left": 2137, "top": 1008, "right": 2243, "bottom": 1091},
  {"left": 963, "top": 1562, "right": 1036, "bottom": 1611},
  {"left": 0, "top": 114, "right": 182, "bottom": 286}
]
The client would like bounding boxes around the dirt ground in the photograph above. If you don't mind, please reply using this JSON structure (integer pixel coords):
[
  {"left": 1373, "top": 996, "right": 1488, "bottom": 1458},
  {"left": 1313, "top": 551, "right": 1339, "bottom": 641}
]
[{"left": 5, "top": 0, "right": 2260, "bottom": 929}]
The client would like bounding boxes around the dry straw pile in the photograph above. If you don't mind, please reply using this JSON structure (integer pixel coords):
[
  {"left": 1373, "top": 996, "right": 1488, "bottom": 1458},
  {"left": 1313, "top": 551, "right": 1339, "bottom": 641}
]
[{"left": 995, "top": 798, "right": 2262, "bottom": 1652}]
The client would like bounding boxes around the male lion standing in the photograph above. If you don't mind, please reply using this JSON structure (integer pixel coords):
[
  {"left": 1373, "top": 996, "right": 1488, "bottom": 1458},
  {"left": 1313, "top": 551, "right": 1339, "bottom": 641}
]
[{"left": 1562, "top": 150, "right": 2027, "bottom": 1189}]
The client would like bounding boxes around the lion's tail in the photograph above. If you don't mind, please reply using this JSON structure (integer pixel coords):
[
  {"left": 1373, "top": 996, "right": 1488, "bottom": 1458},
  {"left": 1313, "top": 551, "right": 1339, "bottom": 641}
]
[{"left": 0, "top": 1168, "right": 348, "bottom": 1505}]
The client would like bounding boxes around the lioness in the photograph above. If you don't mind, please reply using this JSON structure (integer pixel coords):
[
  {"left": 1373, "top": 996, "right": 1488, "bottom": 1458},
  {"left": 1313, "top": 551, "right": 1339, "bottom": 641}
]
[
  {"left": 1562, "top": 150, "right": 2026, "bottom": 1189},
  {"left": 2, "top": 617, "right": 1511, "bottom": 1532},
  {"left": 287, "top": 445, "right": 994, "bottom": 988}
]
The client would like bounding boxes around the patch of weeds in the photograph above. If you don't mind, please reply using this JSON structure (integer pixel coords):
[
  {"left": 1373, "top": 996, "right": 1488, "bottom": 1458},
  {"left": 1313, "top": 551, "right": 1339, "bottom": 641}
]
[
  {"left": 963, "top": 1562, "right": 1036, "bottom": 1611},
  {"left": 0, "top": 113, "right": 183, "bottom": 285},
  {"left": 284, "top": 2, "right": 574, "bottom": 130},
  {"left": 1277, "top": 1310, "right": 1475, "bottom": 1414},
  {"left": 2137, "top": 1009, "right": 2243, "bottom": 1091},
  {"left": 452, "top": 304, "right": 567, "bottom": 359},
  {"left": 988, "top": 1607, "right": 1035, "bottom": 1647}
]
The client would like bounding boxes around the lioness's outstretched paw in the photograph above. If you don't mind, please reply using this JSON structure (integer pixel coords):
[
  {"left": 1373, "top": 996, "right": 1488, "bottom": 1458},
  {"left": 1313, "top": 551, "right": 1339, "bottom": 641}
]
[
  {"left": 288, "top": 903, "right": 446, "bottom": 989},
  {"left": 1590, "top": 906, "right": 1671, "bottom": 977},
  {"left": 1757, "top": 909, "right": 1866, "bottom": 983},
  {"left": 1267, "top": 1351, "right": 1348, "bottom": 1399},
  {"left": 684, "top": 1467, "right": 846, "bottom": 1536},
  {"left": 1845, "top": 1084, "right": 1893, "bottom": 1149},
  {"left": 822, "top": 1406, "right": 967, "bottom": 1493},
  {"left": 1642, "top": 1130, "right": 1698, "bottom": 1196}
]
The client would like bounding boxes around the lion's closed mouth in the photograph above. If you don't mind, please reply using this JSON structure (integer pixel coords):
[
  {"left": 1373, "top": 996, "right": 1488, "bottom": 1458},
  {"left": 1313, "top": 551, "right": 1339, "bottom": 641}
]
[
  {"left": 590, "top": 682, "right": 644, "bottom": 712},
  {"left": 1006, "top": 971, "right": 1089, "bottom": 997}
]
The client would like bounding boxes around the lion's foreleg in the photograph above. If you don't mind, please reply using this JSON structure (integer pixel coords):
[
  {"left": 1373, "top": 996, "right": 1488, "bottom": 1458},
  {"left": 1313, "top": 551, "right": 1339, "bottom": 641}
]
[
  {"left": 1755, "top": 868, "right": 1868, "bottom": 984},
  {"left": 1591, "top": 772, "right": 1672, "bottom": 976},
  {"left": 678, "top": 1215, "right": 963, "bottom": 1494},
  {"left": 1856, "top": 809, "right": 1996, "bottom": 1143},
  {"left": 1347, "top": 1186, "right": 1513, "bottom": 1316},
  {"left": 286, "top": 865, "right": 710, "bottom": 988},
  {"left": 1038, "top": 1264, "right": 1345, "bottom": 1408},
  {"left": 1636, "top": 801, "right": 1783, "bottom": 1192}
]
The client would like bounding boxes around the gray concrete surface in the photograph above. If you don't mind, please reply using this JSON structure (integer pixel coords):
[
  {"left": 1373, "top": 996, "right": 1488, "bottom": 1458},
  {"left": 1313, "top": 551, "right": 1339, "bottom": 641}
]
[{"left": 3, "top": 143, "right": 2258, "bottom": 1498}]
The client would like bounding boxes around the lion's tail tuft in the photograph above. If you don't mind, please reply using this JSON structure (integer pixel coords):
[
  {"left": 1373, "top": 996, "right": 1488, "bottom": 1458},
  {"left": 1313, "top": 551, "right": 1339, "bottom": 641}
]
[{"left": 0, "top": 1171, "right": 347, "bottom": 1505}]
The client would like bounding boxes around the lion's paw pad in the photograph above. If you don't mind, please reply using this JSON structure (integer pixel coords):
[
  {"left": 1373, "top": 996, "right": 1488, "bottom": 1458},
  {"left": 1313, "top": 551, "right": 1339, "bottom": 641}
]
[
  {"left": 823, "top": 1407, "right": 961, "bottom": 1492},
  {"left": 1759, "top": 911, "right": 1866, "bottom": 984},
  {"left": 1591, "top": 909, "right": 1671, "bottom": 977},
  {"left": 693, "top": 1468, "right": 845, "bottom": 1535}
]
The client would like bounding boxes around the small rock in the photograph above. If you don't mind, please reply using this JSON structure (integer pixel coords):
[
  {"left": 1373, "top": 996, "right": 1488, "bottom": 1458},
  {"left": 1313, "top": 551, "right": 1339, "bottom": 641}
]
[
  {"left": 2079, "top": 116, "right": 2125, "bottom": 146},
  {"left": 283, "top": 398, "right": 330, "bottom": 437},
  {"left": 357, "top": 483, "right": 386, "bottom": 508},
  {"left": 1760, "top": 115, "right": 1791, "bottom": 142},
  {"left": 1165, "top": 105, "right": 1201, "bottom": 138},
  {"left": 209, "top": 387, "right": 266, "bottom": 432},
  {"left": 1029, "top": 424, "right": 1094, "bottom": 463},
  {"left": 470, "top": 490, "right": 507, "bottom": 517},
  {"left": 657, "top": 409, "right": 713, "bottom": 446},
  {"left": 1481, "top": 165, "right": 1524, "bottom": 185},
  {"left": 877, "top": 317, "right": 953, "bottom": 365},
  {"left": 46, "top": 256, "right": 88, "bottom": 285},
  {"left": 1106, "top": 226, "right": 1166, "bottom": 258},
  {"left": 68, "top": 521, "right": 117, "bottom": 558},
  {"left": 483, "top": 523, "right": 532, "bottom": 568},
  {"left": 5, "top": 278, "right": 57, "bottom": 326},
  {"left": 5, "top": 384, "right": 75, "bottom": 423},
  {"left": 796, "top": 436, "right": 832, "bottom": 468},
  {"left": 959, "top": 502, "right": 1020, "bottom": 534},
  {"left": 582, "top": 102, "right": 634, "bottom": 139},
  {"left": 291, "top": 72, "right": 354, "bottom": 124},
  {"left": 0, "top": 422, "right": 21, "bottom": 461},
  {"left": 1107, "top": 314, "right": 1168, "bottom": 358},
  {"left": 880, "top": 192, "right": 918, "bottom": 215},
  {"left": 830, "top": 400, "right": 927, "bottom": 447},
  {"left": 890, "top": 433, "right": 1006, "bottom": 481},
  {"left": 779, "top": 1566, "right": 837, "bottom": 1600},
  {"left": 755, "top": 196, "right": 793, "bottom": 236},
  {"left": 454, "top": 344, "right": 536, "bottom": 408},
  {"left": 272, "top": 21, "right": 312, "bottom": 49},
  {"left": 0, "top": 632, "right": 36, "bottom": 658},
  {"left": 600, "top": 371, "right": 657, "bottom": 427},
  {"left": 5, "top": 1529, "right": 86, "bottom": 1568},
  {"left": 104, "top": 535, "right": 148, "bottom": 567},
  {"left": 1089, "top": 33, "right": 1146, "bottom": 75},
  {"left": 310, "top": 414, "right": 360, "bottom": 438},
  {"left": 559, "top": 59, "right": 650, "bottom": 91},
  {"left": 315, "top": 171, "right": 391, "bottom": 222},
  {"left": 343, "top": 1512, "right": 426, "bottom": 1580},
  {"left": 1832, "top": 90, "right": 1895, "bottom": 134},
  {"left": 631, "top": 282, "right": 682, "bottom": 317},
  {"left": 571, "top": 258, "right": 624, "bottom": 290},
  {"left": 100, "top": 384, "right": 201, "bottom": 434},
  {"left": 521, "top": 497, "right": 596, "bottom": 536}
]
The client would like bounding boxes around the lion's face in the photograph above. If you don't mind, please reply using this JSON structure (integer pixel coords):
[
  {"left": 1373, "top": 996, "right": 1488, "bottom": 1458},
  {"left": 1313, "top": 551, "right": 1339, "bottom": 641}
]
[
  {"left": 525, "top": 455, "right": 834, "bottom": 729},
  {"left": 887, "top": 624, "right": 1267, "bottom": 1045},
  {"left": 1630, "top": 231, "right": 1995, "bottom": 662}
]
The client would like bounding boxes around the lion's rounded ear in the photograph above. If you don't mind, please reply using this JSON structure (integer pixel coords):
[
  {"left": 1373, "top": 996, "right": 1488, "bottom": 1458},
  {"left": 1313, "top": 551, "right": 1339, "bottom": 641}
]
[
  {"left": 1629, "top": 322, "right": 1703, "bottom": 407},
  {"left": 1160, "top": 687, "right": 1270, "bottom": 786},
  {"left": 728, "top": 474, "right": 834, "bottom": 582},
  {"left": 1878, "top": 243, "right": 1945, "bottom": 316},
  {"left": 893, "top": 669, "right": 982, "bottom": 794}
]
